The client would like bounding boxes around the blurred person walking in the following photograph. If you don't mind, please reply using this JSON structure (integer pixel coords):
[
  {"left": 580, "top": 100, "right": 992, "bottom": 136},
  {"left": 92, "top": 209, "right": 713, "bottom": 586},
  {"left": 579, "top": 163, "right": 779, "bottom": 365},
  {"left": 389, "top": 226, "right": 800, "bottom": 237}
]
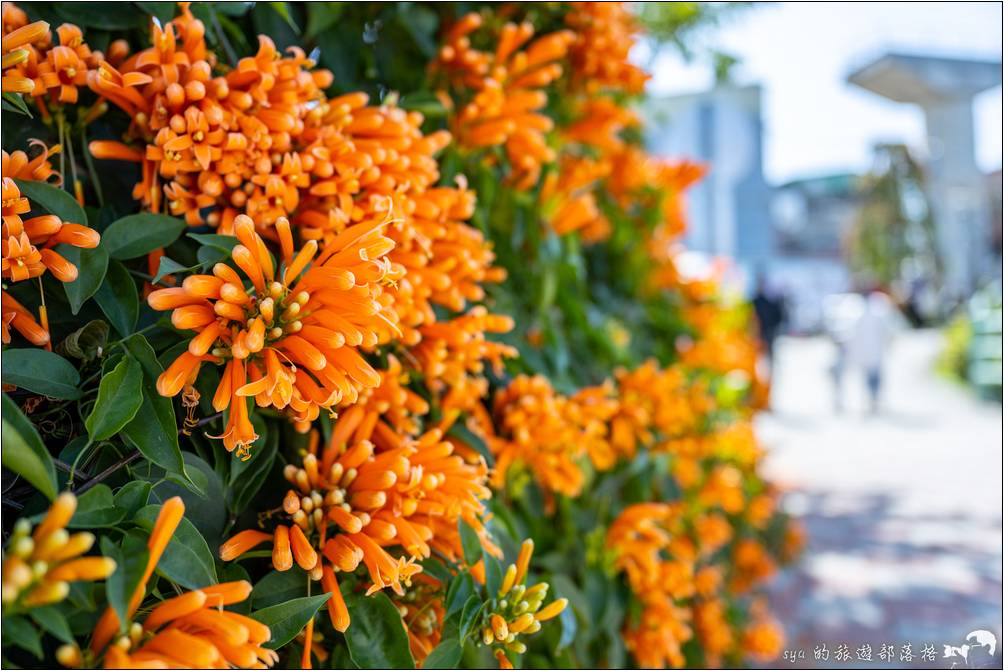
[
  {"left": 849, "top": 289, "right": 899, "bottom": 413},
  {"left": 753, "top": 275, "right": 788, "bottom": 366}
]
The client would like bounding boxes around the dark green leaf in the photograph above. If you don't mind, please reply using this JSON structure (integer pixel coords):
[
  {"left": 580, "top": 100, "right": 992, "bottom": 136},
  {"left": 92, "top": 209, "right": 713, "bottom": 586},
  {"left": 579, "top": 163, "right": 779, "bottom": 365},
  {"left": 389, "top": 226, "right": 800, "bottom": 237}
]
[
  {"left": 250, "top": 568, "right": 309, "bottom": 610},
  {"left": 1, "top": 615, "right": 42, "bottom": 658},
  {"left": 153, "top": 256, "right": 199, "bottom": 284},
  {"left": 69, "top": 484, "right": 125, "bottom": 528},
  {"left": 343, "top": 591, "right": 415, "bottom": 668},
  {"left": 1, "top": 349, "right": 81, "bottom": 399},
  {"left": 135, "top": 504, "right": 217, "bottom": 589},
  {"left": 444, "top": 573, "right": 473, "bottom": 619},
  {"left": 13, "top": 179, "right": 86, "bottom": 225},
  {"left": 29, "top": 606, "right": 74, "bottom": 644},
  {"left": 94, "top": 260, "right": 140, "bottom": 337},
  {"left": 458, "top": 518, "right": 482, "bottom": 567},
  {"left": 85, "top": 354, "right": 143, "bottom": 441},
  {"left": 150, "top": 453, "right": 225, "bottom": 549},
  {"left": 58, "top": 244, "right": 109, "bottom": 313},
  {"left": 422, "top": 637, "right": 462, "bottom": 669},
  {"left": 120, "top": 334, "right": 186, "bottom": 478},
  {"left": 133, "top": 1, "right": 176, "bottom": 22},
  {"left": 484, "top": 554, "right": 502, "bottom": 599},
  {"left": 102, "top": 533, "right": 149, "bottom": 628},
  {"left": 458, "top": 596, "right": 484, "bottom": 643},
  {"left": 187, "top": 233, "right": 238, "bottom": 252},
  {"left": 253, "top": 593, "right": 330, "bottom": 650},
  {"left": 102, "top": 213, "right": 186, "bottom": 259},
  {"left": 113, "top": 480, "right": 151, "bottom": 516},
  {"left": 57, "top": 319, "right": 109, "bottom": 361},
  {"left": 0, "top": 395, "right": 57, "bottom": 500},
  {"left": 54, "top": 3, "right": 147, "bottom": 29}
]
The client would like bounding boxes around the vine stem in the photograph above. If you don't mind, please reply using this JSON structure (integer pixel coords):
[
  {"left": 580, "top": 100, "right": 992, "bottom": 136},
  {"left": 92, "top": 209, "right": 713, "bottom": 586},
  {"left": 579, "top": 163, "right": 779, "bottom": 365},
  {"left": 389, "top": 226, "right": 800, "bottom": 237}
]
[{"left": 72, "top": 412, "right": 223, "bottom": 494}]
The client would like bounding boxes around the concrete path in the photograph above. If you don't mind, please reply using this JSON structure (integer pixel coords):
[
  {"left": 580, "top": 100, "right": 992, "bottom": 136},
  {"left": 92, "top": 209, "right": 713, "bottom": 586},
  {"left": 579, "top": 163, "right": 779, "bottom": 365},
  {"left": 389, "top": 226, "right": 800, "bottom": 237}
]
[{"left": 758, "top": 330, "right": 1003, "bottom": 669}]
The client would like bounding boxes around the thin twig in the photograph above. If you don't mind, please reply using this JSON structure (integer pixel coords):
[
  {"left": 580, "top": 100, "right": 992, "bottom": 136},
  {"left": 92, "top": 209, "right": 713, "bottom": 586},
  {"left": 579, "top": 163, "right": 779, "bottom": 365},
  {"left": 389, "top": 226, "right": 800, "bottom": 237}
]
[{"left": 74, "top": 450, "right": 142, "bottom": 494}]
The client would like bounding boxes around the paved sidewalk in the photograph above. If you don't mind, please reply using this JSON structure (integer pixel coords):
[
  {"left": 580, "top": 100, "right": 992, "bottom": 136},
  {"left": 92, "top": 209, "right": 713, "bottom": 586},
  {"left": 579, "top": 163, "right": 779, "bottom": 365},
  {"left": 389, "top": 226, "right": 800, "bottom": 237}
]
[{"left": 758, "top": 330, "right": 1003, "bottom": 668}]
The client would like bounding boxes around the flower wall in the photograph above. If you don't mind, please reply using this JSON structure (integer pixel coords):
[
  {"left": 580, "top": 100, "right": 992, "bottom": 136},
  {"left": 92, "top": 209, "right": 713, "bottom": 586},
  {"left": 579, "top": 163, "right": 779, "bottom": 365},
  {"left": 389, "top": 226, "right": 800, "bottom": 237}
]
[{"left": 1, "top": 3, "right": 801, "bottom": 668}]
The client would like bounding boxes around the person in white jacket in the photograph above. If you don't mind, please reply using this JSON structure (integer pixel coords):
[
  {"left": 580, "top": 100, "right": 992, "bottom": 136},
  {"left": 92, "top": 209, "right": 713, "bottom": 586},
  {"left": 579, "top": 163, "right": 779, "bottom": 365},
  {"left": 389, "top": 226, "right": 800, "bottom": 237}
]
[{"left": 848, "top": 290, "right": 899, "bottom": 413}]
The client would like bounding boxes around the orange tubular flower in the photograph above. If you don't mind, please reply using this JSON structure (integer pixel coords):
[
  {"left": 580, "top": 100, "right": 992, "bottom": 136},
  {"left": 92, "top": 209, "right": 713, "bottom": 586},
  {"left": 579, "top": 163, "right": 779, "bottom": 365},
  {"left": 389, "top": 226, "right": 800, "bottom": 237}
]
[
  {"left": 148, "top": 214, "right": 396, "bottom": 457},
  {"left": 2, "top": 145, "right": 100, "bottom": 346},
  {"left": 490, "top": 374, "right": 600, "bottom": 498},
  {"left": 1, "top": 492, "right": 116, "bottom": 609},
  {"left": 435, "top": 14, "right": 574, "bottom": 190},
  {"left": 565, "top": 2, "right": 650, "bottom": 95},
  {"left": 1, "top": 9, "right": 47, "bottom": 94},
  {"left": 221, "top": 412, "right": 496, "bottom": 637},
  {"left": 87, "top": 497, "right": 274, "bottom": 669},
  {"left": 540, "top": 154, "right": 612, "bottom": 242},
  {"left": 88, "top": 4, "right": 331, "bottom": 227}
]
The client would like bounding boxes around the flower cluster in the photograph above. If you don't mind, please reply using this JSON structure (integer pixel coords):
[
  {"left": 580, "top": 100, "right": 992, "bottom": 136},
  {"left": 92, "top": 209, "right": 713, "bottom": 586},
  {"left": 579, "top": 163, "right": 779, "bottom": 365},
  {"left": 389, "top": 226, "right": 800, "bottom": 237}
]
[
  {"left": 2, "top": 143, "right": 100, "bottom": 346},
  {"left": 435, "top": 13, "right": 574, "bottom": 190},
  {"left": 1, "top": 492, "right": 116, "bottom": 609},
  {"left": 2, "top": 7, "right": 101, "bottom": 106},
  {"left": 85, "top": 497, "right": 274, "bottom": 669},
  {"left": 149, "top": 214, "right": 395, "bottom": 456},
  {"left": 480, "top": 539, "right": 568, "bottom": 668},
  {"left": 564, "top": 1, "right": 649, "bottom": 95},
  {"left": 88, "top": 4, "right": 331, "bottom": 228},
  {"left": 219, "top": 419, "right": 495, "bottom": 649}
]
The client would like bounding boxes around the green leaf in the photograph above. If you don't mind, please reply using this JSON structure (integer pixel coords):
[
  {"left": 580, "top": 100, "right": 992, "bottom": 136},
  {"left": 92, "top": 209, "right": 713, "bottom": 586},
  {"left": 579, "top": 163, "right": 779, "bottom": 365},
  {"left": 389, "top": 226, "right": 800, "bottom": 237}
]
[
  {"left": 252, "top": 593, "right": 330, "bottom": 650},
  {"left": 343, "top": 591, "right": 415, "bottom": 668},
  {"left": 444, "top": 573, "right": 473, "bottom": 619},
  {"left": 102, "top": 213, "right": 186, "bottom": 259},
  {"left": 94, "top": 260, "right": 139, "bottom": 337},
  {"left": 250, "top": 568, "right": 309, "bottom": 610},
  {"left": 113, "top": 480, "right": 151, "bottom": 516},
  {"left": 1, "top": 615, "right": 43, "bottom": 658},
  {"left": 29, "top": 606, "right": 74, "bottom": 644},
  {"left": 3, "top": 91, "right": 33, "bottom": 117},
  {"left": 13, "top": 179, "right": 86, "bottom": 225},
  {"left": 151, "top": 453, "right": 225, "bottom": 548},
  {"left": 1, "top": 349, "right": 81, "bottom": 399},
  {"left": 458, "top": 596, "right": 484, "bottom": 643},
  {"left": 484, "top": 553, "right": 503, "bottom": 599},
  {"left": 133, "top": 1, "right": 176, "bottom": 22},
  {"left": 135, "top": 504, "right": 217, "bottom": 589},
  {"left": 69, "top": 484, "right": 126, "bottom": 528},
  {"left": 120, "top": 334, "right": 186, "bottom": 477},
  {"left": 153, "top": 256, "right": 200, "bottom": 284},
  {"left": 85, "top": 354, "right": 143, "bottom": 441},
  {"left": 422, "top": 637, "right": 462, "bottom": 669},
  {"left": 458, "top": 518, "right": 482, "bottom": 567},
  {"left": 102, "top": 533, "right": 149, "bottom": 628},
  {"left": 57, "top": 319, "right": 109, "bottom": 361},
  {"left": 0, "top": 395, "right": 57, "bottom": 500},
  {"left": 59, "top": 244, "right": 109, "bottom": 313},
  {"left": 187, "top": 233, "right": 238, "bottom": 252}
]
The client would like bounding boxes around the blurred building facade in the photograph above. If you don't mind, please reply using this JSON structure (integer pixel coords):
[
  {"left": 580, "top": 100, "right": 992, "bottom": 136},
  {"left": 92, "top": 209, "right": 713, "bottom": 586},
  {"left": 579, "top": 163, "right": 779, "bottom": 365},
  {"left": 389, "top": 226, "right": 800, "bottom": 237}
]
[
  {"left": 645, "top": 84, "right": 773, "bottom": 271},
  {"left": 646, "top": 52, "right": 1003, "bottom": 332}
]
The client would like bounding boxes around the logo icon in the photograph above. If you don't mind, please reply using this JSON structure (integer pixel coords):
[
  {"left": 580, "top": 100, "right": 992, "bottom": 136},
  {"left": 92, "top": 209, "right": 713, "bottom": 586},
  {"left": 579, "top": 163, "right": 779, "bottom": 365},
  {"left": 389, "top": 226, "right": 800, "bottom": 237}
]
[{"left": 943, "top": 630, "right": 998, "bottom": 669}]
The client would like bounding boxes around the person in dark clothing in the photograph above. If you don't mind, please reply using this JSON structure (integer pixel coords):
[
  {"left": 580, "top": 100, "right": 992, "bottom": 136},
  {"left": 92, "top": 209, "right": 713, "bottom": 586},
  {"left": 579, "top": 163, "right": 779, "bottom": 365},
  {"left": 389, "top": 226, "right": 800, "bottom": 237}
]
[{"left": 752, "top": 276, "right": 786, "bottom": 365}]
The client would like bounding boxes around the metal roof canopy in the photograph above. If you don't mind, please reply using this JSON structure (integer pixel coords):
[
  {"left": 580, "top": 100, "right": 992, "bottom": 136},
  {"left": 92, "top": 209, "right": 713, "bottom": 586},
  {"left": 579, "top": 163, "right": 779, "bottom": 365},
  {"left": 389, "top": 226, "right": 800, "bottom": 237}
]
[{"left": 847, "top": 52, "right": 1001, "bottom": 105}]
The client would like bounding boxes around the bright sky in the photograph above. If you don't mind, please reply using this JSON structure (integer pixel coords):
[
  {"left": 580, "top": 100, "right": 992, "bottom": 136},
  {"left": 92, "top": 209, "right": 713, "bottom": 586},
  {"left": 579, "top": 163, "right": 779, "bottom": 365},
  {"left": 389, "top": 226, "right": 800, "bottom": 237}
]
[{"left": 641, "top": 2, "right": 1004, "bottom": 184}]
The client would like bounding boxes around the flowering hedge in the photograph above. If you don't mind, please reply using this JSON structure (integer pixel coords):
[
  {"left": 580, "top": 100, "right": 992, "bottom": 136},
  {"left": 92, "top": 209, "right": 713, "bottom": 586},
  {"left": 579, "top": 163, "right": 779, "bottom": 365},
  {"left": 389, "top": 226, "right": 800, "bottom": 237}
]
[{"left": 1, "top": 2, "right": 801, "bottom": 669}]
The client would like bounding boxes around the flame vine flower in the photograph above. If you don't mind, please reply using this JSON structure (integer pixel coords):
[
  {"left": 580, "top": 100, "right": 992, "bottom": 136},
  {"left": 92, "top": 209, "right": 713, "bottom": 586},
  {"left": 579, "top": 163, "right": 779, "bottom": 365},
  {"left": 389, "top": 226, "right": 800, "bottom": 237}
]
[
  {"left": 149, "top": 213, "right": 396, "bottom": 456},
  {"left": 81, "top": 497, "right": 275, "bottom": 669},
  {"left": 2, "top": 143, "right": 100, "bottom": 346},
  {"left": 1, "top": 492, "right": 116, "bottom": 610}
]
